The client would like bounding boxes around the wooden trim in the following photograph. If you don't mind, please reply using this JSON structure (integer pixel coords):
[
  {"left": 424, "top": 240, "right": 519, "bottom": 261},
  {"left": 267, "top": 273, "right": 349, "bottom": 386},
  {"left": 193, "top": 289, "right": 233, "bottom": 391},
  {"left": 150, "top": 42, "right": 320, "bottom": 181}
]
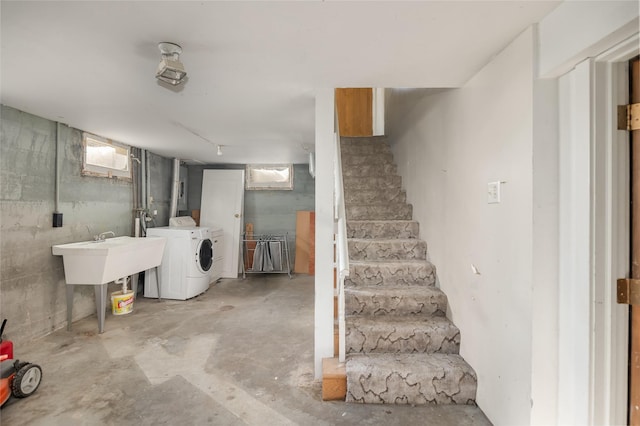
[
  {"left": 294, "top": 211, "right": 315, "bottom": 274},
  {"left": 322, "top": 357, "right": 346, "bottom": 401}
]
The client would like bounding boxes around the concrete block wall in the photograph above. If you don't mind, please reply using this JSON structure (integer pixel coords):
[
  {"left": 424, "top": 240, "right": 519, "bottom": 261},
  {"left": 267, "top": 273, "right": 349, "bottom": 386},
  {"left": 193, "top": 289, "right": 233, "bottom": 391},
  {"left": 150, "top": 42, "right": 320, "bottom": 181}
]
[
  {"left": 0, "top": 105, "right": 172, "bottom": 345},
  {"left": 188, "top": 164, "right": 315, "bottom": 265}
]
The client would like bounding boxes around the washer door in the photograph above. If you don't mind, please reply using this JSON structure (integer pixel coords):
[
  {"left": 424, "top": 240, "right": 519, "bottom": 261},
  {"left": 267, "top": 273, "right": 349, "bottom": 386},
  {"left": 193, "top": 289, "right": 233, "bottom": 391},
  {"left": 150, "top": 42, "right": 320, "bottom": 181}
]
[{"left": 197, "top": 238, "right": 213, "bottom": 273}]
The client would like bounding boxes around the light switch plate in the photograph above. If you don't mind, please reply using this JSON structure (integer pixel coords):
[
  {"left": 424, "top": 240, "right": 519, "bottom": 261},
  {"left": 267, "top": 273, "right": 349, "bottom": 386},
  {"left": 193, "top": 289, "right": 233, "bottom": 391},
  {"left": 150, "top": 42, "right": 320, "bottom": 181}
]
[{"left": 488, "top": 181, "right": 501, "bottom": 204}]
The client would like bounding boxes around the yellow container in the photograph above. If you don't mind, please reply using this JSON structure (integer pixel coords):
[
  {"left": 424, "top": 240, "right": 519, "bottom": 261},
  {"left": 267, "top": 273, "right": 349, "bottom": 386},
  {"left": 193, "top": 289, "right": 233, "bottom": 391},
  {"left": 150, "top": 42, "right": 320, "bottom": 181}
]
[{"left": 111, "top": 290, "right": 134, "bottom": 315}]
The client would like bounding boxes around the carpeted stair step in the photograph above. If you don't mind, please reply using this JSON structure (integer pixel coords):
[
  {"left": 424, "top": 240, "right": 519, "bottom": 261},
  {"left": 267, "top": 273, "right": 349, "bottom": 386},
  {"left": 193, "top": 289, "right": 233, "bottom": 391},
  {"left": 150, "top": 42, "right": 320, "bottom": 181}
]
[
  {"left": 344, "top": 176, "right": 402, "bottom": 192},
  {"left": 345, "top": 286, "right": 447, "bottom": 318},
  {"left": 347, "top": 220, "right": 419, "bottom": 239},
  {"left": 345, "top": 353, "right": 477, "bottom": 405},
  {"left": 346, "top": 204, "right": 413, "bottom": 221},
  {"left": 345, "top": 316, "right": 460, "bottom": 354},
  {"left": 341, "top": 136, "right": 389, "bottom": 145},
  {"left": 342, "top": 152, "right": 395, "bottom": 168},
  {"left": 345, "top": 189, "right": 407, "bottom": 205},
  {"left": 342, "top": 163, "right": 397, "bottom": 177},
  {"left": 345, "top": 260, "right": 436, "bottom": 288},
  {"left": 341, "top": 143, "right": 391, "bottom": 156},
  {"left": 348, "top": 238, "right": 427, "bottom": 261},
  {"left": 340, "top": 136, "right": 390, "bottom": 154}
]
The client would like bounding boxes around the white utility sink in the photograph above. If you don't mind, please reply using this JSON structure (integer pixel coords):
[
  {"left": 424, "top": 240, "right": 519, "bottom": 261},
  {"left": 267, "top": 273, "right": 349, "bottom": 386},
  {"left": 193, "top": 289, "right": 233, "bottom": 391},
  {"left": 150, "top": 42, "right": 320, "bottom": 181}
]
[
  {"left": 52, "top": 236, "right": 167, "bottom": 285},
  {"left": 52, "top": 236, "right": 167, "bottom": 334}
]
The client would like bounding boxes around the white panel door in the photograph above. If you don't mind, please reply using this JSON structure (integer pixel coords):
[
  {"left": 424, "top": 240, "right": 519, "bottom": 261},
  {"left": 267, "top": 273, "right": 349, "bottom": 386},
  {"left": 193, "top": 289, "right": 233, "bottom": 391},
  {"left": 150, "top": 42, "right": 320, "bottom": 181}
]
[{"left": 200, "top": 169, "right": 244, "bottom": 278}]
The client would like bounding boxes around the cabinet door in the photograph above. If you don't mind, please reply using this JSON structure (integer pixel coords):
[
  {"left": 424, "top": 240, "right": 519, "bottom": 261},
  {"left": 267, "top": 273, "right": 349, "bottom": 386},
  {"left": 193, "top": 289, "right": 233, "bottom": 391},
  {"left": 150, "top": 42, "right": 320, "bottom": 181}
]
[{"left": 200, "top": 170, "right": 244, "bottom": 278}]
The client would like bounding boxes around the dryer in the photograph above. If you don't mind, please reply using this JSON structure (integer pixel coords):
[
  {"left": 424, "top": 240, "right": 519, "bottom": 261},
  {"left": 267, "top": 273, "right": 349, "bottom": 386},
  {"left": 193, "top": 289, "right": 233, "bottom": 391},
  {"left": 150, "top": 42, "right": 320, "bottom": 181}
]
[{"left": 144, "top": 217, "right": 217, "bottom": 300}]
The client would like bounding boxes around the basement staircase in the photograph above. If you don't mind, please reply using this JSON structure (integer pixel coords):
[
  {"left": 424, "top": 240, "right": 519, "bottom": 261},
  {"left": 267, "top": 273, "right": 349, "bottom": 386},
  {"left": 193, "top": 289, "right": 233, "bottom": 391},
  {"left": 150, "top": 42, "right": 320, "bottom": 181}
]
[{"left": 330, "top": 135, "right": 477, "bottom": 405}]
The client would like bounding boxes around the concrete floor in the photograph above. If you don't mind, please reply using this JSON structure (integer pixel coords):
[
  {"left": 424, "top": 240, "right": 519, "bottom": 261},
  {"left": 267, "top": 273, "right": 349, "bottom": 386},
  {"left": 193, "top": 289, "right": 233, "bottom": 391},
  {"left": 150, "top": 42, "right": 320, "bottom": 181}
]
[{"left": 0, "top": 274, "right": 492, "bottom": 425}]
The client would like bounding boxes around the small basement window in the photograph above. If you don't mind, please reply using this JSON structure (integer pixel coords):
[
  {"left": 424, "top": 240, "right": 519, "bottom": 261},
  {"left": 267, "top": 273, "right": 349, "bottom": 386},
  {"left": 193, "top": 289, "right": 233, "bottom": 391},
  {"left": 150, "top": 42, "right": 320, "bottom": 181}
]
[
  {"left": 246, "top": 164, "right": 293, "bottom": 190},
  {"left": 82, "top": 133, "right": 131, "bottom": 179}
]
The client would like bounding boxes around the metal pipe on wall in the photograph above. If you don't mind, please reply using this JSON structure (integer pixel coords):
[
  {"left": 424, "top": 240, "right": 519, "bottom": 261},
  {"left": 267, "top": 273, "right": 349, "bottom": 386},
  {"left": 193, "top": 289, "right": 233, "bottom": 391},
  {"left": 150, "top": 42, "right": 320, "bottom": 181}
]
[
  {"left": 169, "top": 158, "right": 180, "bottom": 218},
  {"left": 140, "top": 149, "right": 147, "bottom": 210},
  {"left": 54, "top": 122, "right": 62, "bottom": 212},
  {"left": 145, "top": 150, "right": 151, "bottom": 211},
  {"left": 131, "top": 148, "right": 140, "bottom": 211},
  {"left": 138, "top": 149, "right": 148, "bottom": 236},
  {"left": 131, "top": 148, "right": 141, "bottom": 236}
]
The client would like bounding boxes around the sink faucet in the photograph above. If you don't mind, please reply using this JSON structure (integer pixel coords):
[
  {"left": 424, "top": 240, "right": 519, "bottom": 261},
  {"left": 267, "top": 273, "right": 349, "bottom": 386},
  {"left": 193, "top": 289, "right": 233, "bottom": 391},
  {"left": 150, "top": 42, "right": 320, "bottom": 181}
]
[{"left": 95, "top": 231, "right": 115, "bottom": 242}]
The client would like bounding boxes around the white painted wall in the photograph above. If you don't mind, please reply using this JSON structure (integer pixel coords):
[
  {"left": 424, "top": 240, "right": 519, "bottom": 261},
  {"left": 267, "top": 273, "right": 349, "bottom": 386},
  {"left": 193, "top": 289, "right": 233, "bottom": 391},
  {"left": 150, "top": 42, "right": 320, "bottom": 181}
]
[
  {"left": 387, "top": 29, "right": 535, "bottom": 425},
  {"left": 530, "top": 76, "right": 560, "bottom": 425},
  {"left": 538, "top": 0, "right": 639, "bottom": 78},
  {"left": 386, "top": 3, "right": 639, "bottom": 423}
]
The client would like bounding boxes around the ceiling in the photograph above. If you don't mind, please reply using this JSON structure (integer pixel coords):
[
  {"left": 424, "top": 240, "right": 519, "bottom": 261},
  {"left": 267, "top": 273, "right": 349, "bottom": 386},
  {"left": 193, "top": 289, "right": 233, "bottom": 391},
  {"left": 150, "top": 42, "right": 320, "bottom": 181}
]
[{"left": 1, "top": 1, "right": 560, "bottom": 165}]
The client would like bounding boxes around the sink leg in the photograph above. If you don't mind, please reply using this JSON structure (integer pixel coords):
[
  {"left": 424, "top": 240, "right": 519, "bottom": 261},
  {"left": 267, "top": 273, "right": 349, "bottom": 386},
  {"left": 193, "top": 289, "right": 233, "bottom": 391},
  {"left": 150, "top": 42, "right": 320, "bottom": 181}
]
[
  {"left": 95, "top": 284, "right": 108, "bottom": 334},
  {"left": 131, "top": 273, "right": 139, "bottom": 300},
  {"left": 156, "top": 266, "right": 162, "bottom": 301},
  {"left": 66, "top": 285, "right": 74, "bottom": 331}
]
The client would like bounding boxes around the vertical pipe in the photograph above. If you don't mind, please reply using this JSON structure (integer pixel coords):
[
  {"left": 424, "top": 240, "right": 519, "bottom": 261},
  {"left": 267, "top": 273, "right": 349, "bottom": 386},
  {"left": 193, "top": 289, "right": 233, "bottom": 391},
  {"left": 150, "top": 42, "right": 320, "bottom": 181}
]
[
  {"left": 170, "top": 158, "right": 180, "bottom": 218},
  {"left": 134, "top": 217, "right": 140, "bottom": 237},
  {"left": 145, "top": 150, "right": 151, "bottom": 210},
  {"left": 132, "top": 148, "right": 140, "bottom": 211},
  {"left": 141, "top": 149, "right": 147, "bottom": 210},
  {"left": 131, "top": 148, "right": 139, "bottom": 237},
  {"left": 55, "top": 122, "right": 62, "bottom": 212}
]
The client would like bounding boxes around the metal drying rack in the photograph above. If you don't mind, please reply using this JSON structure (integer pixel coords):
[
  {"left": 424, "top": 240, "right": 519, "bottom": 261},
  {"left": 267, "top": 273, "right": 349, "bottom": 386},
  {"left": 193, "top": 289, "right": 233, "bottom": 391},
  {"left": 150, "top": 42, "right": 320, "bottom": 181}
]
[{"left": 242, "top": 233, "right": 292, "bottom": 279}]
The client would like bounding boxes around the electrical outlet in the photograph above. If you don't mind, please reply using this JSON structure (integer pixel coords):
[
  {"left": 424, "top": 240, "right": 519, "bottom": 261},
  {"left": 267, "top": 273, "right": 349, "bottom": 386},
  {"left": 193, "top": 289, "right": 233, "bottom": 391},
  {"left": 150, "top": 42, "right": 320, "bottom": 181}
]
[{"left": 487, "top": 181, "right": 501, "bottom": 204}]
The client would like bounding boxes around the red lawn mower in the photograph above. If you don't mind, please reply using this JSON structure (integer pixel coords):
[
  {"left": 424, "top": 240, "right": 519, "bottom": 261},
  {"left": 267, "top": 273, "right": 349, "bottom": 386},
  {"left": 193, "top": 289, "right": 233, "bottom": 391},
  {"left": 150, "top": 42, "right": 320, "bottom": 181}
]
[{"left": 0, "top": 319, "right": 42, "bottom": 407}]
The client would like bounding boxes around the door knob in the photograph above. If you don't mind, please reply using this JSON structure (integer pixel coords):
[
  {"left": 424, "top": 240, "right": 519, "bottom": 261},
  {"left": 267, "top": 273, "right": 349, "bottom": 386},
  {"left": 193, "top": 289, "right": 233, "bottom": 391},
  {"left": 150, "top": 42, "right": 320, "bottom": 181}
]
[{"left": 234, "top": 214, "right": 240, "bottom": 218}]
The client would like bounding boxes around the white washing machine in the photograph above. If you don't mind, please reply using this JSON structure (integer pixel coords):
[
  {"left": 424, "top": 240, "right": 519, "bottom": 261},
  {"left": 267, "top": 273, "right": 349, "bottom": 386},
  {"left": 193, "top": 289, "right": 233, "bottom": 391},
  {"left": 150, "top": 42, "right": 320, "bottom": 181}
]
[{"left": 144, "top": 217, "right": 219, "bottom": 300}]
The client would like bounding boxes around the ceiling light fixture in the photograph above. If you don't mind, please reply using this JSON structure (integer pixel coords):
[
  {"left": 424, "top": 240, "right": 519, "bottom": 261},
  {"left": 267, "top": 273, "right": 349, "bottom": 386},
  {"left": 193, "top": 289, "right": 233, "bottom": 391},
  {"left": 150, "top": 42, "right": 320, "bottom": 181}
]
[
  {"left": 156, "top": 42, "right": 187, "bottom": 86},
  {"left": 217, "top": 145, "right": 223, "bottom": 156}
]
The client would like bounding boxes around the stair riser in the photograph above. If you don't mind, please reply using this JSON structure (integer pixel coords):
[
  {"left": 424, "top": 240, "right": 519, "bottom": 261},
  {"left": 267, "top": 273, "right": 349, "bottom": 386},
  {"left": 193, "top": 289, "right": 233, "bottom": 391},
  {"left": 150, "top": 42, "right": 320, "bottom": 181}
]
[
  {"left": 347, "top": 221, "right": 418, "bottom": 239},
  {"left": 341, "top": 144, "right": 390, "bottom": 156},
  {"left": 341, "top": 136, "right": 389, "bottom": 145},
  {"left": 346, "top": 354, "right": 477, "bottom": 405},
  {"left": 348, "top": 240, "right": 427, "bottom": 261},
  {"left": 346, "top": 262, "right": 436, "bottom": 287},
  {"left": 346, "top": 205, "right": 412, "bottom": 221},
  {"left": 346, "top": 321, "right": 460, "bottom": 354},
  {"left": 345, "top": 189, "right": 407, "bottom": 205},
  {"left": 344, "top": 176, "right": 402, "bottom": 191},
  {"left": 345, "top": 291, "right": 446, "bottom": 318},
  {"left": 342, "top": 163, "right": 397, "bottom": 177},
  {"left": 342, "top": 153, "right": 395, "bottom": 167}
]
